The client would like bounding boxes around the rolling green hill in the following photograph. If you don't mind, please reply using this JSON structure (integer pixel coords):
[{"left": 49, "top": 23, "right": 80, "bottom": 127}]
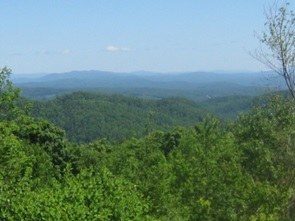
[
  {"left": 31, "top": 91, "right": 208, "bottom": 143},
  {"left": 201, "top": 95, "right": 256, "bottom": 119}
]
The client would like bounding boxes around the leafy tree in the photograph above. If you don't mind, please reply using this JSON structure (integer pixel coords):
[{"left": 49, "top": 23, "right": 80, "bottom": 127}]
[
  {"left": 233, "top": 95, "right": 295, "bottom": 219},
  {"left": 16, "top": 117, "right": 70, "bottom": 176},
  {"left": 0, "top": 67, "right": 21, "bottom": 120},
  {"left": 0, "top": 167, "right": 152, "bottom": 221},
  {"left": 256, "top": 1, "right": 295, "bottom": 100},
  {"left": 234, "top": 96, "right": 295, "bottom": 185}
]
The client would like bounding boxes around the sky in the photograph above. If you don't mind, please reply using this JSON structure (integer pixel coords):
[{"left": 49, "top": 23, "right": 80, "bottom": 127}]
[{"left": 0, "top": 0, "right": 286, "bottom": 74}]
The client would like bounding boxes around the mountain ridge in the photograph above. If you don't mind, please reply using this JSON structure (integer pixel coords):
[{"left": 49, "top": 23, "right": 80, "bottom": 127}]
[{"left": 13, "top": 70, "right": 284, "bottom": 101}]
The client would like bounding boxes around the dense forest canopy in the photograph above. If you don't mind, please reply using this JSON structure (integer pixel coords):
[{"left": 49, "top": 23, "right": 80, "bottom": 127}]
[
  {"left": 1, "top": 66, "right": 295, "bottom": 220},
  {"left": 28, "top": 91, "right": 275, "bottom": 143},
  {"left": 30, "top": 92, "right": 207, "bottom": 143}
]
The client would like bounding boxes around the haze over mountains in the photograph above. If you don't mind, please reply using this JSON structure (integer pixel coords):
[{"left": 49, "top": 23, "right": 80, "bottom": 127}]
[{"left": 12, "top": 70, "right": 284, "bottom": 101}]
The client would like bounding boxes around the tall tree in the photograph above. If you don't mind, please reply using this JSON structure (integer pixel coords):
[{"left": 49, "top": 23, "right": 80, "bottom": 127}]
[
  {"left": 0, "top": 67, "right": 20, "bottom": 119},
  {"left": 256, "top": 1, "right": 295, "bottom": 100}
]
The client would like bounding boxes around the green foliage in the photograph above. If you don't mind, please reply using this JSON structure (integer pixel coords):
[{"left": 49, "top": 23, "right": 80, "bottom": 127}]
[
  {"left": 233, "top": 96, "right": 295, "bottom": 220},
  {"left": 0, "top": 118, "right": 152, "bottom": 220},
  {"left": 17, "top": 117, "right": 69, "bottom": 172},
  {"left": 0, "top": 67, "right": 21, "bottom": 120},
  {"left": 202, "top": 95, "right": 255, "bottom": 119},
  {"left": 169, "top": 120, "right": 251, "bottom": 220},
  {"left": 0, "top": 168, "right": 150, "bottom": 221},
  {"left": 234, "top": 96, "right": 295, "bottom": 185},
  {"left": 30, "top": 91, "right": 206, "bottom": 143},
  {"left": 84, "top": 113, "right": 294, "bottom": 220},
  {"left": 0, "top": 121, "right": 33, "bottom": 184}
]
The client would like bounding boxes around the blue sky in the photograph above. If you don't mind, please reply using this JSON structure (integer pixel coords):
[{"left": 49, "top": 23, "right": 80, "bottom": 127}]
[{"left": 0, "top": 0, "right": 282, "bottom": 74}]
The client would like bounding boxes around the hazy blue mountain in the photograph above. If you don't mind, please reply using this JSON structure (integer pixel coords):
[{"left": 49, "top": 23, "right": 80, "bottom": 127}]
[
  {"left": 13, "top": 70, "right": 285, "bottom": 101},
  {"left": 11, "top": 73, "right": 48, "bottom": 83}
]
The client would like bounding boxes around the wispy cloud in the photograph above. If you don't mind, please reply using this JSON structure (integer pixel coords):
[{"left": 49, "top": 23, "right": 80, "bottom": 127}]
[
  {"left": 45, "top": 50, "right": 56, "bottom": 55},
  {"left": 35, "top": 49, "right": 72, "bottom": 56},
  {"left": 105, "top": 45, "right": 130, "bottom": 52},
  {"left": 35, "top": 50, "right": 56, "bottom": 55}
]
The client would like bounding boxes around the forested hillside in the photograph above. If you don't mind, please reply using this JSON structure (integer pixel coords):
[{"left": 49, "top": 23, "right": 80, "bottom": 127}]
[
  {"left": 1, "top": 67, "right": 295, "bottom": 220},
  {"left": 30, "top": 92, "right": 208, "bottom": 143},
  {"left": 29, "top": 91, "right": 265, "bottom": 143},
  {"left": 202, "top": 95, "right": 259, "bottom": 119}
]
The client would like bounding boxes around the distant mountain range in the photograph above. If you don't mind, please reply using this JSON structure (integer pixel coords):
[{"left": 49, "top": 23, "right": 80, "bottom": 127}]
[{"left": 12, "top": 70, "right": 286, "bottom": 101}]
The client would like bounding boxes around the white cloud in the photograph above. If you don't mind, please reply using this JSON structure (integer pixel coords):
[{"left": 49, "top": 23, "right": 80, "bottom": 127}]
[
  {"left": 35, "top": 49, "right": 72, "bottom": 56},
  {"left": 36, "top": 50, "right": 55, "bottom": 55},
  {"left": 106, "top": 45, "right": 130, "bottom": 52}
]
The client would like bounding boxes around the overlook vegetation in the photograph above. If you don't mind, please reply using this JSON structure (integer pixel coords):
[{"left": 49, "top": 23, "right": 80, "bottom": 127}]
[{"left": 1, "top": 67, "right": 295, "bottom": 220}]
